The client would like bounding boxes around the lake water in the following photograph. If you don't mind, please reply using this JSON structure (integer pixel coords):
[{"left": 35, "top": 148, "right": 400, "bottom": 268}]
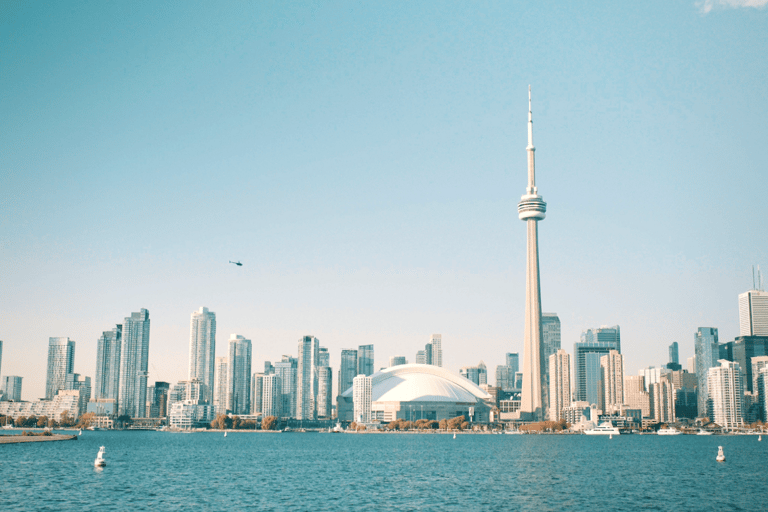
[{"left": 1, "top": 430, "right": 765, "bottom": 511}]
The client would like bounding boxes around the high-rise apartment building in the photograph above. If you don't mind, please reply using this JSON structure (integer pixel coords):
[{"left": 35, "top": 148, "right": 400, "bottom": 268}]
[
  {"left": 739, "top": 289, "right": 768, "bottom": 336},
  {"left": 297, "top": 336, "right": 319, "bottom": 420},
  {"left": 695, "top": 327, "right": 719, "bottom": 419},
  {"left": 707, "top": 360, "right": 744, "bottom": 429},
  {"left": 214, "top": 357, "right": 228, "bottom": 414},
  {"left": 46, "top": 337, "right": 75, "bottom": 400},
  {"left": 357, "top": 344, "right": 374, "bottom": 376},
  {"left": 429, "top": 335, "right": 442, "bottom": 367},
  {"left": 600, "top": 350, "right": 624, "bottom": 413},
  {"left": 228, "top": 334, "right": 252, "bottom": 415},
  {"left": 2, "top": 376, "right": 22, "bottom": 402},
  {"left": 94, "top": 325, "right": 121, "bottom": 401},
  {"left": 149, "top": 381, "right": 170, "bottom": 418},
  {"left": 317, "top": 366, "right": 333, "bottom": 419},
  {"left": 189, "top": 307, "right": 216, "bottom": 404},
  {"left": 649, "top": 376, "right": 674, "bottom": 423},
  {"left": 415, "top": 350, "right": 426, "bottom": 364},
  {"left": 251, "top": 373, "right": 264, "bottom": 415},
  {"left": 118, "top": 309, "right": 151, "bottom": 417},
  {"left": 624, "top": 375, "right": 650, "bottom": 418},
  {"left": 261, "top": 374, "right": 282, "bottom": 418},
  {"left": 638, "top": 366, "right": 671, "bottom": 392},
  {"left": 274, "top": 356, "right": 297, "bottom": 418},
  {"left": 541, "top": 314, "right": 560, "bottom": 420},
  {"left": 573, "top": 328, "right": 620, "bottom": 405},
  {"left": 548, "top": 349, "right": 571, "bottom": 421},
  {"left": 318, "top": 347, "right": 330, "bottom": 368},
  {"left": 338, "top": 349, "right": 357, "bottom": 395},
  {"left": 353, "top": 374, "right": 372, "bottom": 423}
]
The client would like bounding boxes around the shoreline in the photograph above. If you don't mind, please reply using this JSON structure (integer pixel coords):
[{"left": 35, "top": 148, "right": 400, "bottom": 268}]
[{"left": 0, "top": 434, "right": 78, "bottom": 445}]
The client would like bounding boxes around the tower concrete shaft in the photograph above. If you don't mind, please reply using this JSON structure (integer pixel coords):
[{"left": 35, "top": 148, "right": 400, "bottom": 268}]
[{"left": 518, "top": 86, "right": 547, "bottom": 420}]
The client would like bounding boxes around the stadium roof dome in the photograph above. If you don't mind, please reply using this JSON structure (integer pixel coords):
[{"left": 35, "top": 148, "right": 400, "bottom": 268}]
[{"left": 341, "top": 364, "right": 491, "bottom": 403}]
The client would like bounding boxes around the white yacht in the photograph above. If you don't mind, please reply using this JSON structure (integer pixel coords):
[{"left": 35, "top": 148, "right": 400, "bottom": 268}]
[
  {"left": 696, "top": 429, "right": 713, "bottom": 436},
  {"left": 584, "top": 422, "right": 620, "bottom": 436},
  {"left": 657, "top": 427, "right": 681, "bottom": 436}
]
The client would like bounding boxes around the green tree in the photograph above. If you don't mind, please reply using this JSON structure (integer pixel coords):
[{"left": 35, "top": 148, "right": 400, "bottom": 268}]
[
  {"left": 15, "top": 416, "right": 27, "bottom": 427},
  {"left": 439, "top": 419, "right": 448, "bottom": 430},
  {"left": 25, "top": 415, "right": 39, "bottom": 428},
  {"left": 231, "top": 416, "right": 241, "bottom": 430},
  {"left": 261, "top": 416, "right": 278, "bottom": 431},
  {"left": 37, "top": 416, "right": 49, "bottom": 428}
]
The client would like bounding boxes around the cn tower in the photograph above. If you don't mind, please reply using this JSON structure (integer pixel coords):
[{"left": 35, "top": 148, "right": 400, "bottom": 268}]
[{"left": 518, "top": 86, "right": 547, "bottom": 420}]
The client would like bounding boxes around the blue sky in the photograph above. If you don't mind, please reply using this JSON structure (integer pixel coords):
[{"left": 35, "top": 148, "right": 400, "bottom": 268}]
[{"left": 2, "top": 1, "right": 767, "bottom": 400}]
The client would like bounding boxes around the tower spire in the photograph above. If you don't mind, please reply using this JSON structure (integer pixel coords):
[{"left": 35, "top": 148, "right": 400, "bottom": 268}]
[{"left": 518, "top": 86, "right": 547, "bottom": 421}]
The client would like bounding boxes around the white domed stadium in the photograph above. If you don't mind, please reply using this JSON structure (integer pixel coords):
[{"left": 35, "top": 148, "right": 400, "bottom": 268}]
[{"left": 337, "top": 364, "right": 493, "bottom": 423}]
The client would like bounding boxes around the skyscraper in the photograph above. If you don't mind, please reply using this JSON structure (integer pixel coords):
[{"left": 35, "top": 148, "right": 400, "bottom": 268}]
[
  {"left": 695, "top": 327, "right": 719, "bottom": 419},
  {"left": 429, "top": 335, "right": 442, "bottom": 367},
  {"left": 707, "top": 360, "right": 744, "bottom": 429},
  {"left": 415, "top": 350, "right": 426, "bottom": 364},
  {"left": 506, "top": 353, "right": 520, "bottom": 373},
  {"left": 261, "top": 374, "right": 282, "bottom": 418},
  {"left": 729, "top": 335, "right": 768, "bottom": 392},
  {"left": 389, "top": 356, "right": 407, "bottom": 367},
  {"left": 214, "top": 357, "right": 228, "bottom": 414},
  {"left": 353, "top": 374, "right": 372, "bottom": 423},
  {"left": 669, "top": 342, "right": 680, "bottom": 365},
  {"left": 2, "top": 376, "right": 22, "bottom": 402},
  {"left": 94, "top": 325, "right": 121, "bottom": 401},
  {"left": 228, "top": 334, "right": 252, "bottom": 415},
  {"left": 118, "top": 309, "right": 150, "bottom": 417},
  {"left": 297, "top": 336, "right": 319, "bottom": 420},
  {"left": 600, "top": 350, "right": 624, "bottom": 413},
  {"left": 338, "top": 349, "right": 358, "bottom": 395},
  {"left": 541, "top": 313, "right": 561, "bottom": 419},
  {"left": 548, "top": 349, "right": 571, "bottom": 421},
  {"left": 624, "top": 375, "right": 650, "bottom": 418},
  {"left": 573, "top": 328, "right": 620, "bottom": 405},
  {"left": 46, "top": 337, "right": 75, "bottom": 400},
  {"left": 518, "top": 87, "right": 547, "bottom": 420},
  {"left": 739, "top": 289, "right": 768, "bottom": 336},
  {"left": 274, "top": 356, "right": 297, "bottom": 418},
  {"left": 317, "top": 366, "right": 333, "bottom": 419},
  {"left": 357, "top": 344, "right": 374, "bottom": 376},
  {"left": 318, "top": 347, "right": 330, "bottom": 367},
  {"left": 251, "top": 373, "right": 264, "bottom": 415},
  {"left": 649, "top": 377, "right": 675, "bottom": 423},
  {"left": 189, "top": 307, "right": 216, "bottom": 404}
]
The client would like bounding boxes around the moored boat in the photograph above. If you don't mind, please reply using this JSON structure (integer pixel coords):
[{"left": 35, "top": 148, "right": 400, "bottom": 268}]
[
  {"left": 657, "top": 427, "right": 681, "bottom": 436},
  {"left": 584, "top": 422, "right": 620, "bottom": 436}
]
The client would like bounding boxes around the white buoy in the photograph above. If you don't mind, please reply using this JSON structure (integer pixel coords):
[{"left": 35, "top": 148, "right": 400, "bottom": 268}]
[
  {"left": 716, "top": 446, "right": 725, "bottom": 462},
  {"left": 94, "top": 446, "right": 106, "bottom": 467},
  {"left": 609, "top": 434, "right": 613, "bottom": 439},
  {"left": 453, "top": 433, "right": 456, "bottom": 439},
  {"left": 759, "top": 435, "right": 762, "bottom": 441},
  {"left": 224, "top": 431, "right": 227, "bottom": 437},
  {"left": 78, "top": 430, "right": 82, "bottom": 435}
]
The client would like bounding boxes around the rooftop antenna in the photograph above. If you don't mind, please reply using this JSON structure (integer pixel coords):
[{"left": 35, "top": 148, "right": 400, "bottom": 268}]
[{"left": 754, "top": 265, "right": 756, "bottom": 290}]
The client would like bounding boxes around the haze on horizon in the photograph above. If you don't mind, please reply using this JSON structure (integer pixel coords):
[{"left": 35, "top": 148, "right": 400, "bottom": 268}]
[{"left": 2, "top": 1, "right": 767, "bottom": 400}]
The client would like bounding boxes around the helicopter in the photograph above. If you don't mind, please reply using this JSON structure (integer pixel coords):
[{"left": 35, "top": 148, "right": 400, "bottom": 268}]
[{"left": 229, "top": 261, "right": 243, "bottom": 266}]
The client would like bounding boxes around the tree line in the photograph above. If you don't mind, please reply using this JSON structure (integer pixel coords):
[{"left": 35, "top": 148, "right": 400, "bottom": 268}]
[{"left": 209, "top": 414, "right": 280, "bottom": 431}]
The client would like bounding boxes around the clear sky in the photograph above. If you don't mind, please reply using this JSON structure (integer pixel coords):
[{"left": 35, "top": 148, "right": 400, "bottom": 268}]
[{"left": 2, "top": 1, "right": 767, "bottom": 401}]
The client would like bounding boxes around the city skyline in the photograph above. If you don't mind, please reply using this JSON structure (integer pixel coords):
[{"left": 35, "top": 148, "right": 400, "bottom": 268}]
[{"left": 3, "top": 2, "right": 767, "bottom": 400}]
